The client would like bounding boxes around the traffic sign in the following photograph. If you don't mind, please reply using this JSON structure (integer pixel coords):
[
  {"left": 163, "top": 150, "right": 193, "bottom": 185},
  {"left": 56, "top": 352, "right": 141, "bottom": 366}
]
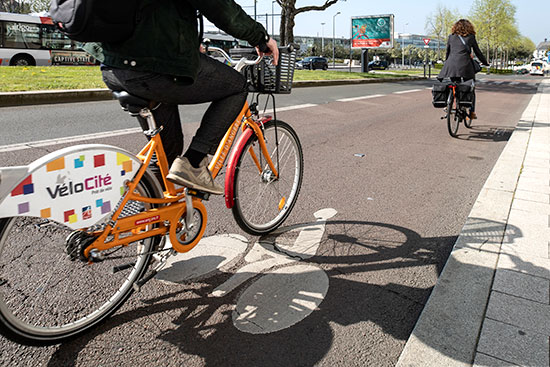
[{"left": 422, "top": 38, "right": 431, "bottom": 46}]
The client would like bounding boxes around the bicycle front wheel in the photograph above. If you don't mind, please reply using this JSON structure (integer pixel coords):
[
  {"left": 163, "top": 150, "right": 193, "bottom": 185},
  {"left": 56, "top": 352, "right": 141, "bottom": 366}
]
[
  {"left": 232, "top": 120, "right": 303, "bottom": 235},
  {"left": 0, "top": 172, "right": 161, "bottom": 345},
  {"left": 447, "top": 95, "right": 459, "bottom": 137}
]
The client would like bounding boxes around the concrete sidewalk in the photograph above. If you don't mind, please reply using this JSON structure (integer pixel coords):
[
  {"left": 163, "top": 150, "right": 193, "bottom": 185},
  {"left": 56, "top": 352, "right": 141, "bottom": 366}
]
[{"left": 397, "top": 78, "right": 550, "bottom": 366}]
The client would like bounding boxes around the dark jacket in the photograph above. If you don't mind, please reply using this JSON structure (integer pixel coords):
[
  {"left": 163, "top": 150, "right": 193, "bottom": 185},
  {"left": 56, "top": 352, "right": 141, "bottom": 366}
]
[
  {"left": 84, "top": 0, "right": 268, "bottom": 84},
  {"left": 438, "top": 34, "right": 488, "bottom": 80}
]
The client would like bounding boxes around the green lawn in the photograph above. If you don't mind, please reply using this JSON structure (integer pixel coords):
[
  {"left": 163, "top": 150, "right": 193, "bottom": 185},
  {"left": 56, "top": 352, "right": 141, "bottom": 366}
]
[
  {"left": 293, "top": 69, "right": 417, "bottom": 80},
  {"left": 0, "top": 66, "right": 104, "bottom": 92},
  {"left": 0, "top": 66, "right": 420, "bottom": 92}
]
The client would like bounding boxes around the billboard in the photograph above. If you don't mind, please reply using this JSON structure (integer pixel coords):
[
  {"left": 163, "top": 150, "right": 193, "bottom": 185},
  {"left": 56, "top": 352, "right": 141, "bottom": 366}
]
[{"left": 351, "top": 15, "right": 394, "bottom": 49}]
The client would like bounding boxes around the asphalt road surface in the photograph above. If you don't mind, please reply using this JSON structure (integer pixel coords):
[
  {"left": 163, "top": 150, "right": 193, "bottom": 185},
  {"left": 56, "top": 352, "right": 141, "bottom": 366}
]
[{"left": 0, "top": 74, "right": 542, "bottom": 366}]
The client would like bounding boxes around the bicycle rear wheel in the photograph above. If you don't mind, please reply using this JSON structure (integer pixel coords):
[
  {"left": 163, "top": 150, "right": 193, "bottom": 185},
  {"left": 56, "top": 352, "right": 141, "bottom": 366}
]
[
  {"left": 232, "top": 120, "right": 303, "bottom": 235},
  {"left": 0, "top": 172, "right": 161, "bottom": 345},
  {"left": 447, "top": 94, "right": 459, "bottom": 137}
]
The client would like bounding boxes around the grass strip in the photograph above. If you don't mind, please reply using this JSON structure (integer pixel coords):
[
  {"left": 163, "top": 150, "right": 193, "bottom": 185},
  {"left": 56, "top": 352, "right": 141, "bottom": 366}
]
[{"left": 0, "top": 66, "right": 420, "bottom": 92}]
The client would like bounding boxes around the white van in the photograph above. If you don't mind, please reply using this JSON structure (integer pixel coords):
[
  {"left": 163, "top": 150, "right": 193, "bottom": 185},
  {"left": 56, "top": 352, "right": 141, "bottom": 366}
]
[{"left": 530, "top": 61, "right": 545, "bottom": 76}]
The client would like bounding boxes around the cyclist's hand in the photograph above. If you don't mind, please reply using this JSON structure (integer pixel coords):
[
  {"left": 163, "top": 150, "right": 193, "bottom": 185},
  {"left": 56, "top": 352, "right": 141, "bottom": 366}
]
[{"left": 256, "top": 37, "right": 279, "bottom": 66}]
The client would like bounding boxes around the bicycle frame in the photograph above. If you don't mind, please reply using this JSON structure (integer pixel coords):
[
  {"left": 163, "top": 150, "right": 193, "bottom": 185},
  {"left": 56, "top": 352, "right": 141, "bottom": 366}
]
[
  {"left": 86, "top": 99, "right": 279, "bottom": 257},
  {"left": 0, "top": 99, "right": 278, "bottom": 259}
]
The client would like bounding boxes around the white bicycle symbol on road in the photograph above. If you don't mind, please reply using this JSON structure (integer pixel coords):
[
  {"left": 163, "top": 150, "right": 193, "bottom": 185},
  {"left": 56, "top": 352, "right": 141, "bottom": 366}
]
[{"left": 156, "top": 208, "right": 337, "bottom": 334}]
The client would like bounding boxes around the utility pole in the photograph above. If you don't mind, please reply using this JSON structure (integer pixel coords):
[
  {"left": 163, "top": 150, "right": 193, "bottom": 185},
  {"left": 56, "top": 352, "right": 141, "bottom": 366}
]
[
  {"left": 321, "top": 22, "right": 325, "bottom": 55},
  {"left": 401, "top": 23, "right": 408, "bottom": 68},
  {"left": 272, "top": 1, "right": 276, "bottom": 36},
  {"left": 333, "top": 12, "right": 340, "bottom": 68}
]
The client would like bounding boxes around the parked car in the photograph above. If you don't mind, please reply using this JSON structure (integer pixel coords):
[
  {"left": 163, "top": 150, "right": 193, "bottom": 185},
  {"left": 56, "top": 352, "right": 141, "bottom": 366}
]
[
  {"left": 296, "top": 56, "right": 328, "bottom": 70},
  {"left": 367, "top": 60, "right": 388, "bottom": 70}
]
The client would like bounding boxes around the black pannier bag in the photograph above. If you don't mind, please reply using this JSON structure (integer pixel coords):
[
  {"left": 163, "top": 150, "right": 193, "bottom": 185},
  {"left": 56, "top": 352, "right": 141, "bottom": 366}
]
[
  {"left": 432, "top": 83, "right": 448, "bottom": 108},
  {"left": 49, "top": 0, "right": 140, "bottom": 42},
  {"left": 457, "top": 80, "right": 475, "bottom": 107}
]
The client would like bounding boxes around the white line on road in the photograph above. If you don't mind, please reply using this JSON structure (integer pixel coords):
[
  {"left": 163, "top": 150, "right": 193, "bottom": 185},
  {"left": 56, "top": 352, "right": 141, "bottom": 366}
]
[
  {"left": 265, "top": 103, "right": 318, "bottom": 113},
  {"left": 393, "top": 89, "right": 422, "bottom": 94},
  {"left": 336, "top": 94, "right": 385, "bottom": 102},
  {"left": 0, "top": 128, "right": 141, "bottom": 153},
  {"left": 0, "top": 104, "right": 321, "bottom": 152}
]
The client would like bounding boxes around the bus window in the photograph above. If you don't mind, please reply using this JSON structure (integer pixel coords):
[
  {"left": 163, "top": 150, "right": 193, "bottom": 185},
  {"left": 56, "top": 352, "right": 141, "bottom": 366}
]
[
  {"left": 41, "top": 24, "right": 75, "bottom": 50},
  {"left": 3, "top": 22, "right": 42, "bottom": 49}
]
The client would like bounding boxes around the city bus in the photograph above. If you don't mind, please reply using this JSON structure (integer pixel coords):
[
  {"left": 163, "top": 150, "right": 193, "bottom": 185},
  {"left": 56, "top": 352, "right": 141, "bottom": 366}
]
[{"left": 0, "top": 12, "right": 95, "bottom": 66}]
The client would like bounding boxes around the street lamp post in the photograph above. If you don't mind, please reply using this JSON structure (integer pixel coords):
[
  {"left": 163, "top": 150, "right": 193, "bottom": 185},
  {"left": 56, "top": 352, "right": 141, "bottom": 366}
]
[
  {"left": 272, "top": 1, "right": 276, "bottom": 37},
  {"left": 401, "top": 23, "right": 408, "bottom": 68},
  {"left": 332, "top": 12, "right": 340, "bottom": 68},
  {"left": 321, "top": 22, "right": 325, "bottom": 55}
]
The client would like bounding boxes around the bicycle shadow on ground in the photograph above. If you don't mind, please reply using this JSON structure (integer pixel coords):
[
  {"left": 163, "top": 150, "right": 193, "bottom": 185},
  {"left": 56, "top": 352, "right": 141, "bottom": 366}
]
[
  {"left": 43, "top": 217, "right": 528, "bottom": 367},
  {"left": 454, "top": 125, "right": 514, "bottom": 142}
]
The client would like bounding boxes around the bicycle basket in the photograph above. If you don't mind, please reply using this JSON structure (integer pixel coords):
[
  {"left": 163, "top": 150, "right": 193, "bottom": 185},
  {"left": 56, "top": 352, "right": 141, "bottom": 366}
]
[{"left": 229, "top": 47, "right": 296, "bottom": 94}]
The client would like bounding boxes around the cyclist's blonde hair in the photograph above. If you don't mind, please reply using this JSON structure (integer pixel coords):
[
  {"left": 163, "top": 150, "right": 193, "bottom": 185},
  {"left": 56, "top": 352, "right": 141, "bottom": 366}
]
[{"left": 451, "top": 19, "right": 476, "bottom": 36}]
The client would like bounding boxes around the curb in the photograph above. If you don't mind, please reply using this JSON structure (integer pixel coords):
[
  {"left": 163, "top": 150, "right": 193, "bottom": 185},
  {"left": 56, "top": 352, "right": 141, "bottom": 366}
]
[
  {"left": 0, "top": 77, "right": 426, "bottom": 108},
  {"left": 395, "top": 81, "right": 546, "bottom": 367}
]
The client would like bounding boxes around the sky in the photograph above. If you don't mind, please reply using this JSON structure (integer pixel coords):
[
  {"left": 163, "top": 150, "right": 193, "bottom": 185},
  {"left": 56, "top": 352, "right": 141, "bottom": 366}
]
[{"left": 231, "top": 0, "right": 549, "bottom": 46}]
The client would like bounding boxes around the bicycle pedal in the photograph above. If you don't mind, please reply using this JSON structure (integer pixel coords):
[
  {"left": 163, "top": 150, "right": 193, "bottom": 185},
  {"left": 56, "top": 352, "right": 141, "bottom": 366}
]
[{"left": 185, "top": 189, "right": 210, "bottom": 201}]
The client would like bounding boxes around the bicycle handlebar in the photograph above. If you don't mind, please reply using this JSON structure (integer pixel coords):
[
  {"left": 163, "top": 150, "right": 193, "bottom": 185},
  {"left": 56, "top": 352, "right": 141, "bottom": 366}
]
[{"left": 206, "top": 43, "right": 299, "bottom": 72}]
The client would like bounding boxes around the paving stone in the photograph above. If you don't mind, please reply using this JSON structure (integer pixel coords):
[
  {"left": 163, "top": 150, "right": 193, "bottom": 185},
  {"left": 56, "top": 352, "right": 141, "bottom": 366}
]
[
  {"left": 507, "top": 208, "right": 549, "bottom": 229},
  {"left": 492, "top": 269, "right": 550, "bottom": 303},
  {"left": 513, "top": 189, "right": 549, "bottom": 204},
  {"left": 473, "top": 353, "right": 518, "bottom": 367},
  {"left": 500, "top": 236, "right": 549, "bottom": 259},
  {"left": 498, "top": 252, "right": 550, "bottom": 280},
  {"left": 486, "top": 291, "right": 550, "bottom": 335},
  {"left": 476, "top": 318, "right": 548, "bottom": 367},
  {"left": 516, "top": 176, "right": 550, "bottom": 194},
  {"left": 511, "top": 197, "right": 550, "bottom": 214}
]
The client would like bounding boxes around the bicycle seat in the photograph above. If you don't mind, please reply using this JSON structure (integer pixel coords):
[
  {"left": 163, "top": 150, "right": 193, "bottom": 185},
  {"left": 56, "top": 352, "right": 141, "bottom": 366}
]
[{"left": 112, "top": 91, "right": 151, "bottom": 114}]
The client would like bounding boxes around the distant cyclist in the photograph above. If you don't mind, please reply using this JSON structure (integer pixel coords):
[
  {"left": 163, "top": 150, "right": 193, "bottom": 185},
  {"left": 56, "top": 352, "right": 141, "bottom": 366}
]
[
  {"left": 85, "top": 0, "right": 278, "bottom": 195},
  {"left": 438, "top": 19, "right": 488, "bottom": 119}
]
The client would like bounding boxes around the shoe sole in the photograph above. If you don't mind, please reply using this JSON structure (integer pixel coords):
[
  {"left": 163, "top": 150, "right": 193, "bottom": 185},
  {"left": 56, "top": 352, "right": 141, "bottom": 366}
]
[{"left": 166, "top": 173, "right": 224, "bottom": 195}]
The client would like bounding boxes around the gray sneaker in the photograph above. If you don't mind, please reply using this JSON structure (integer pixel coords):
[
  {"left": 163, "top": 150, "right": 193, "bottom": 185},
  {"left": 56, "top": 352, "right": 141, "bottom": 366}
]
[{"left": 166, "top": 156, "right": 224, "bottom": 195}]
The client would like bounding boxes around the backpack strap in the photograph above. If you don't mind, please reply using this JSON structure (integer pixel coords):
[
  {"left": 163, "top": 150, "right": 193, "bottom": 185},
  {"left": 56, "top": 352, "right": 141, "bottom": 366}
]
[{"left": 457, "top": 35, "right": 473, "bottom": 56}]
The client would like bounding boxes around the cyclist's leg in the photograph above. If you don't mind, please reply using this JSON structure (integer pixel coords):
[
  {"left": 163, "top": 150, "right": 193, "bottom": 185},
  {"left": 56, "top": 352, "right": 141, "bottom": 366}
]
[
  {"left": 101, "top": 55, "right": 246, "bottom": 159},
  {"left": 101, "top": 55, "right": 247, "bottom": 193}
]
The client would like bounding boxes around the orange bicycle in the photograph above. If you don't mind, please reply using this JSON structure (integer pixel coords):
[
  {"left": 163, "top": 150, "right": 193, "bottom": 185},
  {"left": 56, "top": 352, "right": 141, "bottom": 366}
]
[{"left": 0, "top": 45, "right": 303, "bottom": 345}]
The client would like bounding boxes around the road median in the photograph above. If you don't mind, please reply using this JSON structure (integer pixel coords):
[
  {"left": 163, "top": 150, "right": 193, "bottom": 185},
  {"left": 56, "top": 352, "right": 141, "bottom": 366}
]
[{"left": 0, "top": 76, "right": 426, "bottom": 107}]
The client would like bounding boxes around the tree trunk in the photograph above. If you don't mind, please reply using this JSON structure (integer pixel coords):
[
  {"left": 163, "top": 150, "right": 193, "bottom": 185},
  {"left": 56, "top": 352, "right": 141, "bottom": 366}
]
[{"left": 276, "top": 0, "right": 340, "bottom": 45}]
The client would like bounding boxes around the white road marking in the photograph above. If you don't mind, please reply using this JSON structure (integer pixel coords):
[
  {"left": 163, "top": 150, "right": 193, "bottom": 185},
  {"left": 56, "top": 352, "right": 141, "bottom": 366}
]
[
  {"left": 0, "top": 128, "right": 141, "bottom": 153},
  {"left": 0, "top": 104, "right": 321, "bottom": 153},
  {"left": 393, "top": 89, "right": 422, "bottom": 94},
  {"left": 232, "top": 264, "right": 329, "bottom": 334},
  {"left": 156, "top": 234, "right": 249, "bottom": 283},
  {"left": 265, "top": 103, "right": 317, "bottom": 114},
  {"left": 336, "top": 94, "right": 385, "bottom": 102}
]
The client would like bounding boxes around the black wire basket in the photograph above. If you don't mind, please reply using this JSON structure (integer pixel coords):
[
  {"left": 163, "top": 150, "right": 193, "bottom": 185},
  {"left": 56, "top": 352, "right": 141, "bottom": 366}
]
[{"left": 229, "top": 47, "right": 296, "bottom": 94}]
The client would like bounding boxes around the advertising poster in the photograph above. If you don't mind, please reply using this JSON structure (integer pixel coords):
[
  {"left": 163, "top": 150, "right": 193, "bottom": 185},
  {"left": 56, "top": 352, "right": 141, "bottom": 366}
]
[{"left": 351, "top": 15, "right": 394, "bottom": 49}]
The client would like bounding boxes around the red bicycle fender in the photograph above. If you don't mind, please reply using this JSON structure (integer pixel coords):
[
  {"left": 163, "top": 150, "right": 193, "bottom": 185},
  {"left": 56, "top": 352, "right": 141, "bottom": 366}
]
[{"left": 224, "top": 117, "right": 272, "bottom": 208}]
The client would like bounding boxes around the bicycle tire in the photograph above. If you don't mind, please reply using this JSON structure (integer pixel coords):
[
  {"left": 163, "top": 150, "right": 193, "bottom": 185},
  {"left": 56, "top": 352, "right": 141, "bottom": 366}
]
[
  {"left": 0, "top": 171, "right": 162, "bottom": 346},
  {"left": 447, "top": 94, "right": 459, "bottom": 137},
  {"left": 232, "top": 120, "right": 303, "bottom": 235}
]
